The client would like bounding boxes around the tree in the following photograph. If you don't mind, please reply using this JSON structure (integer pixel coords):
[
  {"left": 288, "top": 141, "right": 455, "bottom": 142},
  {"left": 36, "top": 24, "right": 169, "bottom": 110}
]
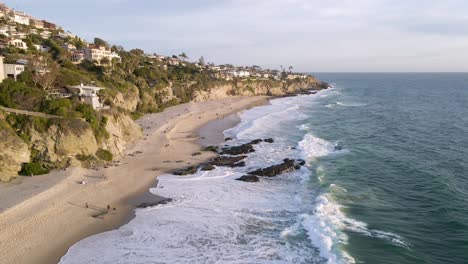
[
  {"left": 94, "top": 37, "right": 108, "bottom": 47},
  {"left": 179, "top": 52, "right": 188, "bottom": 61},
  {"left": 288, "top": 66, "right": 293, "bottom": 73},
  {"left": 198, "top": 56, "right": 206, "bottom": 66},
  {"left": 100, "top": 57, "right": 110, "bottom": 65},
  {"left": 27, "top": 54, "right": 60, "bottom": 91}
]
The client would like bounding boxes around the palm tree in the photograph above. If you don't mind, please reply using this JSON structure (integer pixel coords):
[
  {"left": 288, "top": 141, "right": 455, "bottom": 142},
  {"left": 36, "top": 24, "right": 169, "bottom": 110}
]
[{"left": 289, "top": 66, "right": 293, "bottom": 73}]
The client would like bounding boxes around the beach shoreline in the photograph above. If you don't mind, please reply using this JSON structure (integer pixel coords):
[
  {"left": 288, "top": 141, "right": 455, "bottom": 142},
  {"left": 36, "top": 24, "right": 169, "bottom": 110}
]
[{"left": 0, "top": 96, "right": 269, "bottom": 264}]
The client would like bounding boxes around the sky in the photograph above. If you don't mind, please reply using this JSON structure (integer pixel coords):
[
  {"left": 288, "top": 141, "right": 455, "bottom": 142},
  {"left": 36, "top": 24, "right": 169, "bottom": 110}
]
[{"left": 4, "top": 0, "right": 468, "bottom": 72}]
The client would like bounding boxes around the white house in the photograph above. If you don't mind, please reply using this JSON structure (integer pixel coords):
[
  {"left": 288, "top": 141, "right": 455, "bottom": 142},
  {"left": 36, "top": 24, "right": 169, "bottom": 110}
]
[
  {"left": 32, "top": 19, "right": 44, "bottom": 29},
  {"left": 230, "top": 70, "right": 250, "bottom": 78},
  {"left": 71, "top": 51, "right": 85, "bottom": 64},
  {"left": 0, "top": 56, "right": 5, "bottom": 83},
  {"left": 40, "top": 30, "right": 51, "bottom": 39},
  {"left": 10, "top": 32, "right": 27, "bottom": 39},
  {"left": 68, "top": 84, "right": 105, "bottom": 110},
  {"left": 83, "top": 45, "right": 121, "bottom": 64},
  {"left": 12, "top": 12, "right": 30, "bottom": 25},
  {"left": 8, "top": 39, "right": 27, "bottom": 50},
  {"left": 3, "top": 63, "right": 25, "bottom": 81},
  {"left": 34, "top": 44, "right": 50, "bottom": 52},
  {"left": 61, "top": 43, "right": 76, "bottom": 51}
]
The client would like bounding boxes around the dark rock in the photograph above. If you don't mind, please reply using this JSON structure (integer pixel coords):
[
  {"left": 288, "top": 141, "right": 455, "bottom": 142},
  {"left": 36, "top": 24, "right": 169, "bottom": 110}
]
[
  {"left": 209, "top": 155, "right": 247, "bottom": 167},
  {"left": 334, "top": 145, "right": 342, "bottom": 151},
  {"left": 232, "top": 161, "right": 246, "bottom": 167},
  {"left": 136, "top": 198, "right": 173, "bottom": 208},
  {"left": 200, "top": 164, "right": 215, "bottom": 171},
  {"left": 192, "top": 152, "right": 202, "bottom": 156},
  {"left": 249, "top": 139, "right": 263, "bottom": 145},
  {"left": 225, "top": 137, "right": 233, "bottom": 141},
  {"left": 297, "top": 159, "right": 306, "bottom": 166},
  {"left": 236, "top": 175, "right": 259, "bottom": 182},
  {"left": 203, "top": 146, "right": 219, "bottom": 153},
  {"left": 248, "top": 159, "right": 304, "bottom": 177},
  {"left": 264, "top": 138, "right": 274, "bottom": 143},
  {"left": 173, "top": 166, "right": 198, "bottom": 175},
  {"left": 221, "top": 144, "right": 255, "bottom": 155}
]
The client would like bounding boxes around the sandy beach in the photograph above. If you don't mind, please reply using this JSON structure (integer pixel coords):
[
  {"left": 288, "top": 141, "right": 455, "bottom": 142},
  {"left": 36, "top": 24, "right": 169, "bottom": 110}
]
[{"left": 0, "top": 96, "right": 268, "bottom": 264}]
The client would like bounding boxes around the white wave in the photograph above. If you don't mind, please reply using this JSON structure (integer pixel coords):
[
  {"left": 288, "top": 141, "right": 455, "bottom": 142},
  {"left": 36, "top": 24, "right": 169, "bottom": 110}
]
[
  {"left": 336, "top": 101, "right": 366, "bottom": 107},
  {"left": 298, "top": 133, "right": 336, "bottom": 161},
  {"left": 61, "top": 87, "right": 377, "bottom": 264},
  {"left": 225, "top": 94, "right": 320, "bottom": 140}
]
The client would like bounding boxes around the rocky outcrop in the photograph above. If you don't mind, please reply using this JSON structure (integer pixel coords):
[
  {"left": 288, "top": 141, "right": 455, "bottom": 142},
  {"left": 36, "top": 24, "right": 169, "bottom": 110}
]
[
  {"left": 193, "top": 77, "right": 327, "bottom": 102},
  {"left": 101, "top": 111, "right": 143, "bottom": 157},
  {"left": 248, "top": 159, "right": 305, "bottom": 177},
  {"left": 29, "top": 118, "right": 98, "bottom": 168},
  {"left": 220, "top": 138, "right": 273, "bottom": 155},
  {"left": 209, "top": 155, "right": 247, "bottom": 167},
  {"left": 0, "top": 122, "right": 30, "bottom": 182},
  {"left": 108, "top": 86, "right": 139, "bottom": 112},
  {"left": 236, "top": 175, "right": 259, "bottom": 182},
  {"left": 173, "top": 166, "right": 198, "bottom": 176},
  {"left": 136, "top": 198, "right": 173, "bottom": 208}
]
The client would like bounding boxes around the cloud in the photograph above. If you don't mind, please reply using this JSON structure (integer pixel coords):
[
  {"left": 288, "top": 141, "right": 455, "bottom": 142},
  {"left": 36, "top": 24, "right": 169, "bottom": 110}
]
[{"left": 4, "top": 0, "right": 468, "bottom": 71}]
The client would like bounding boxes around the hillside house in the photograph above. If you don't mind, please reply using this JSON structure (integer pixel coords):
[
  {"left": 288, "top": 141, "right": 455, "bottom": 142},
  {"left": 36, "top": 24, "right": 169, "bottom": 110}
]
[
  {"left": 68, "top": 84, "right": 105, "bottom": 110},
  {"left": 40, "top": 30, "right": 51, "bottom": 39},
  {"left": 11, "top": 32, "right": 27, "bottom": 39},
  {"left": 12, "top": 11, "right": 30, "bottom": 25},
  {"left": 42, "top": 21, "right": 57, "bottom": 30},
  {"left": 34, "top": 44, "right": 50, "bottom": 52},
  {"left": 8, "top": 39, "right": 27, "bottom": 50},
  {"left": 71, "top": 51, "right": 85, "bottom": 64},
  {"left": 32, "top": 19, "right": 44, "bottom": 29},
  {"left": 61, "top": 43, "right": 76, "bottom": 51},
  {"left": 84, "top": 45, "right": 121, "bottom": 64},
  {"left": 3, "top": 63, "right": 25, "bottom": 81}
]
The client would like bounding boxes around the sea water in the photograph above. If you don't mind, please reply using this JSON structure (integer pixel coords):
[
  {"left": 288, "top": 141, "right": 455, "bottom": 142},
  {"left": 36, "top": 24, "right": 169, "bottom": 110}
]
[{"left": 60, "top": 73, "right": 468, "bottom": 264}]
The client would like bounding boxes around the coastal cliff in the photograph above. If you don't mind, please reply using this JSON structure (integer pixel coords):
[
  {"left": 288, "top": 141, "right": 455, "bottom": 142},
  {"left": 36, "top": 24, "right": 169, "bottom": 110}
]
[
  {"left": 0, "top": 77, "right": 326, "bottom": 182},
  {"left": 0, "top": 2, "right": 330, "bottom": 182},
  {"left": 193, "top": 77, "right": 323, "bottom": 101}
]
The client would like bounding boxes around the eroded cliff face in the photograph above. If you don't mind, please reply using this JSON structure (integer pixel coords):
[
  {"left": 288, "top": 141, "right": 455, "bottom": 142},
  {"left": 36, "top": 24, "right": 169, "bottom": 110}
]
[
  {"left": 29, "top": 119, "right": 98, "bottom": 168},
  {"left": 109, "top": 86, "right": 140, "bottom": 112},
  {"left": 0, "top": 123, "right": 30, "bottom": 182},
  {"left": 192, "top": 77, "right": 324, "bottom": 102},
  {"left": 101, "top": 111, "right": 143, "bottom": 157}
]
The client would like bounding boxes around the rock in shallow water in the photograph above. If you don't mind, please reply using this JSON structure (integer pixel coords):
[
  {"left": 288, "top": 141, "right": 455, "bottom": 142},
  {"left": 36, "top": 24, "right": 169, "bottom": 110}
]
[
  {"left": 236, "top": 175, "right": 260, "bottom": 182},
  {"left": 209, "top": 155, "right": 247, "bottom": 167},
  {"left": 200, "top": 164, "right": 215, "bottom": 171},
  {"left": 248, "top": 158, "right": 305, "bottom": 177},
  {"left": 173, "top": 166, "right": 198, "bottom": 175},
  {"left": 220, "top": 143, "right": 255, "bottom": 155},
  {"left": 136, "top": 198, "right": 173, "bottom": 208}
]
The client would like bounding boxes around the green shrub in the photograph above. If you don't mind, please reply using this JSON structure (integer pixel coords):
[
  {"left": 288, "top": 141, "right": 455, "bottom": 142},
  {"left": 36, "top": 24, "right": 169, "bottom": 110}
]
[
  {"left": 76, "top": 154, "right": 93, "bottom": 161},
  {"left": 41, "top": 98, "right": 73, "bottom": 116},
  {"left": 19, "top": 162, "right": 50, "bottom": 176},
  {"left": 0, "top": 79, "right": 46, "bottom": 111},
  {"left": 96, "top": 149, "right": 113, "bottom": 162}
]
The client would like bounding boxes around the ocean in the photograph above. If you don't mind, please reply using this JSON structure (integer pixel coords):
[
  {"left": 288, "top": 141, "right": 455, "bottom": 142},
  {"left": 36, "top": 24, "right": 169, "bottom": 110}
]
[{"left": 60, "top": 73, "right": 468, "bottom": 264}]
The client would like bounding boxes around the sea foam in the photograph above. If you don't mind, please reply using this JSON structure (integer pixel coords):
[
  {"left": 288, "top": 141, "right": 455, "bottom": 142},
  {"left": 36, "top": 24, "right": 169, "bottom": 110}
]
[{"left": 60, "top": 89, "right": 405, "bottom": 264}]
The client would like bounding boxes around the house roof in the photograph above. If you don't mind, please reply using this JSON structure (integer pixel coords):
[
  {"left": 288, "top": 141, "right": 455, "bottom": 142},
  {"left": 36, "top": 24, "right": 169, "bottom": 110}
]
[{"left": 68, "top": 84, "right": 105, "bottom": 91}]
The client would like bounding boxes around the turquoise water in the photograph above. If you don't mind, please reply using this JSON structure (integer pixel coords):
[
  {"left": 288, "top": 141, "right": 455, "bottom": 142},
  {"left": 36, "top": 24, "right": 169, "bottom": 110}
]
[
  {"left": 61, "top": 73, "right": 468, "bottom": 264},
  {"left": 311, "top": 73, "right": 468, "bottom": 263}
]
